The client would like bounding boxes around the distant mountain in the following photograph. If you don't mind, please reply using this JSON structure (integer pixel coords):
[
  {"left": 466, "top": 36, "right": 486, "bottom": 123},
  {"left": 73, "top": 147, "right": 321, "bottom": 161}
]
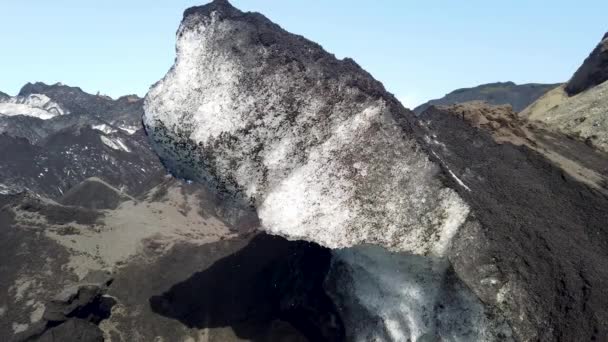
[
  {"left": 413, "top": 81, "right": 559, "bottom": 114},
  {"left": 0, "top": 82, "right": 165, "bottom": 199},
  {"left": 18, "top": 82, "right": 144, "bottom": 127},
  {"left": 0, "top": 92, "right": 68, "bottom": 120},
  {"left": 521, "top": 32, "right": 608, "bottom": 153}
]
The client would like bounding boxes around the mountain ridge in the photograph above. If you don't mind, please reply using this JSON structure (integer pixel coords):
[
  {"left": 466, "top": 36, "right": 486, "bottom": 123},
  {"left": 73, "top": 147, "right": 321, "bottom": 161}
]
[{"left": 414, "top": 81, "right": 560, "bottom": 114}]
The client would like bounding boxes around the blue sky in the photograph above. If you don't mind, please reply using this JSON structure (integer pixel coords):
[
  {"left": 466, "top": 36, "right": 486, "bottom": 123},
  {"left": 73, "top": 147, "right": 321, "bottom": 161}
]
[{"left": 1, "top": 1, "right": 606, "bottom": 108}]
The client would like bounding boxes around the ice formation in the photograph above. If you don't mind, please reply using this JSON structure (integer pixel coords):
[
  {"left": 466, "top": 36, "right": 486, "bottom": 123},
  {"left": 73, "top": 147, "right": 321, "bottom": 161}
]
[{"left": 143, "top": 2, "right": 470, "bottom": 255}]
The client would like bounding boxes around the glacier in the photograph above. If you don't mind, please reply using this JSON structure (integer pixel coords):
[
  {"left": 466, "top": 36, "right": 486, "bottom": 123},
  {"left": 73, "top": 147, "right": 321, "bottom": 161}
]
[{"left": 142, "top": 1, "right": 513, "bottom": 340}]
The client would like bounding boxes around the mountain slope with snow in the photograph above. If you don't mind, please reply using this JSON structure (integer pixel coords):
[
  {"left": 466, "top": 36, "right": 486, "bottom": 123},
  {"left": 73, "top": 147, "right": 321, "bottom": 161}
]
[
  {"left": 17, "top": 82, "right": 144, "bottom": 127},
  {"left": 0, "top": 93, "right": 68, "bottom": 120}
]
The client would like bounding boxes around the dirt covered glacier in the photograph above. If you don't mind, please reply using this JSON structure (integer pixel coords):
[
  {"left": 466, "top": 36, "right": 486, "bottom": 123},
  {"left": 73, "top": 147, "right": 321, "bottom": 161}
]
[
  {"left": 141, "top": 1, "right": 515, "bottom": 341},
  {"left": 143, "top": 0, "right": 471, "bottom": 256},
  {"left": 143, "top": 1, "right": 608, "bottom": 341}
]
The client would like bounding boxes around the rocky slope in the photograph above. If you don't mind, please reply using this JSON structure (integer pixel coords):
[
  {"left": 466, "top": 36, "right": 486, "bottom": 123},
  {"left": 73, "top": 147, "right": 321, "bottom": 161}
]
[
  {"left": 0, "top": 125, "right": 163, "bottom": 198},
  {"left": 434, "top": 101, "right": 608, "bottom": 193},
  {"left": 520, "top": 32, "right": 608, "bottom": 154},
  {"left": 419, "top": 104, "right": 608, "bottom": 342},
  {"left": 143, "top": 1, "right": 608, "bottom": 341},
  {"left": 413, "top": 81, "right": 559, "bottom": 114},
  {"left": 18, "top": 82, "right": 144, "bottom": 128}
]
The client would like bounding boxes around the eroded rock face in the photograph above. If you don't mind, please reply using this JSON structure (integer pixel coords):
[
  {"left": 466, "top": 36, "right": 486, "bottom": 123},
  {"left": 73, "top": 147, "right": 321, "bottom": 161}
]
[{"left": 143, "top": 0, "right": 469, "bottom": 255}]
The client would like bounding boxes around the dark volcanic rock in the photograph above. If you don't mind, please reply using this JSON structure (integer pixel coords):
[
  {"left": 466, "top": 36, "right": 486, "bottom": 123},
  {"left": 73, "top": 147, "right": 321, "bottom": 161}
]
[
  {"left": 420, "top": 106, "right": 608, "bottom": 341},
  {"left": 414, "top": 81, "right": 560, "bottom": 114},
  {"left": 565, "top": 32, "right": 608, "bottom": 96},
  {"left": 0, "top": 90, "right": 9, "bottom": 101},
  {"left": 32, "top": 319, "right": 104, "bottom": 342},
  {"left": 43, "top": 280, "right": 114, "bottom": 324},
  {"left": 0, "top": 195, "right": 113, "bottom": 342},
  {"left": 149, "top": 233, "right": 344, "bottom": 342}
]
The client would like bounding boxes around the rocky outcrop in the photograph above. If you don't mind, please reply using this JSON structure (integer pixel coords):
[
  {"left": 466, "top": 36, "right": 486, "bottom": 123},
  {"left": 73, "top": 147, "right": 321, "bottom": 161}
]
[
  {"left": 17, "top": 273, "right": 115, "bottom": 342},
  {"left": 413, "top": 81, "right": 559, "bottom": 114},
  {"left": 565, "top": 32, "right": 608, "bottom": 96},
  {"left": 434, "top": 101, "right": 608, "bottom": 193}
]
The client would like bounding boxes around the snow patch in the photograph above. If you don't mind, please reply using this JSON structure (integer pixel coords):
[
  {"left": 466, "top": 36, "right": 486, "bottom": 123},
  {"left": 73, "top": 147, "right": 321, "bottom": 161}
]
[
  {"left": 431, "top": 150, "right": 471, "bottom": 192},
  {"left": 101, "top": 136, "right": 131, "bottom": 152},
  {"left": 0, "top": 94, "right": 68, "bottom": 120},
  {"left": 93, "top": 124, "right": 117, "bottom": 135},
  {"left": 118, "top": 125, "right": 139, "bottom": 135}
]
